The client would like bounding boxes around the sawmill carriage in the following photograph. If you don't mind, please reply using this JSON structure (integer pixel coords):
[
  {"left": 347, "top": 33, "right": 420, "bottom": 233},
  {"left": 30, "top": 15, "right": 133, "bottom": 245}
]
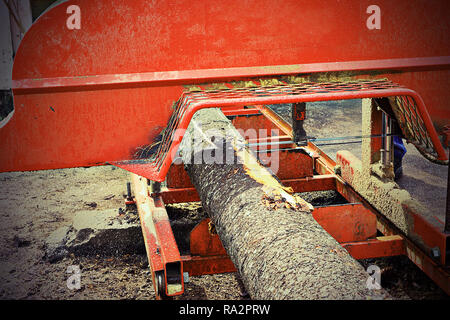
[{"left": 0, "top": 0, "right": 449, "bottom": 299}]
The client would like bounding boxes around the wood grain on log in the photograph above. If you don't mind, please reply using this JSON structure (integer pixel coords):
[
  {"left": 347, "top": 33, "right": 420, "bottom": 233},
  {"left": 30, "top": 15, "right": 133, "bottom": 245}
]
[{"left": 179, "top": 108, "right": 389, "bottom": 299}]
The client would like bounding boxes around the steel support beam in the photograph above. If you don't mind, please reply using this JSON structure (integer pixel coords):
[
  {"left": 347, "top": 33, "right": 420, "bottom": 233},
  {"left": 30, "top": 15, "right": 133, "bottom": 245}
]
[{"left": 130, "top": 173, "right": 184, "bottom": 298}]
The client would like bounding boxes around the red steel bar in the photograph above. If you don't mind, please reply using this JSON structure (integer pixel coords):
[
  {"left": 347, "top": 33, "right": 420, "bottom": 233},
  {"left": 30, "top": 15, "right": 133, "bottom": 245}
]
[
  {"left": 130, "top": 174, "right": 164, "bottom": 297},
  {"left": 222, "top": 106, "right": 261, "bottom": 117},
  {"left": 157, "top": 175, "right": 337, "bottom": 205},
  {"left": 181, "top": 255, "right": 236, "bottom": 276},
  {"left": 341, "top": 236, "right": 406, "bottom": 260},
  {"left": 130, "top": 173, "right": 184, "bottom": 297},
  {"left": 255, "top": 105, "right": 293, "bottom": 137},
  {"left": 12, "top": 56, "right": 450, "bottom": 94},
  {"left": 151, "top": 196, "right": 184, "bottom": 296}
]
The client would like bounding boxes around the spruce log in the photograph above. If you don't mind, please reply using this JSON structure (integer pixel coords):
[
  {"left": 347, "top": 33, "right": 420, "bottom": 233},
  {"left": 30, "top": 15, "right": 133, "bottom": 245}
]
[{"left": 179, "top": 108, "right": 389, "bottom": 299}]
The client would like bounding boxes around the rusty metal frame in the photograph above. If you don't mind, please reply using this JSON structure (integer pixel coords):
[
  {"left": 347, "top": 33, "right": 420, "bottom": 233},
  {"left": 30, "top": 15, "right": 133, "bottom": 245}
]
[
  {"left": 130, "top": 173, "right": 184, "bottom": 299},
  {"left": 309, "top": 146, "right": 450, "bottom": 294},
  {"left": 341, "top": 235, "right": 406, "bottom": 260},
  {"left": 129, "top": 108, "right": 449, "bottom": 297},
  {"left": 246, "top": 109, "right": 450, "bottom": 294},
  {"left": 12, "top": 56, "right": 450, "bottom": 94}
]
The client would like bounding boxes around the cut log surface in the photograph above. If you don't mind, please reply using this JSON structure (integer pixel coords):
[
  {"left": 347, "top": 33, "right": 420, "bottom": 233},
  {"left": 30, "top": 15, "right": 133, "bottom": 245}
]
[{"left": 179, "top": 108, "right": 389, "bottom": 300}]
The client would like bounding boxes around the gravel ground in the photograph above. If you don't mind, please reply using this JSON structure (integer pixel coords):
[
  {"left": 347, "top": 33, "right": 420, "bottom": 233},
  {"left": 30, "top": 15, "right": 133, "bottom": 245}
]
[
  {"left": 0, "top": 166, "right": 247, "bottom": 300},
  {"left": 0, "top": 166, "right": 447, "bottom": 300}
]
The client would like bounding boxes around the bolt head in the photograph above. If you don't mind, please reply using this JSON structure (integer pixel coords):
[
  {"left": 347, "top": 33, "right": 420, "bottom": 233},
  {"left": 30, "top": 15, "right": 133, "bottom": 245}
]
[{"left": 430, "top": 247, "right": 441, "bottom": 259}]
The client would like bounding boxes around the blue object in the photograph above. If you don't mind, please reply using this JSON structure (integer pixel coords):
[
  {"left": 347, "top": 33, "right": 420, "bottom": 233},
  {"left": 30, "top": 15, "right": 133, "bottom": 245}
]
[{"left": 393, "top": 136, "right": 407, "bottom": 179}]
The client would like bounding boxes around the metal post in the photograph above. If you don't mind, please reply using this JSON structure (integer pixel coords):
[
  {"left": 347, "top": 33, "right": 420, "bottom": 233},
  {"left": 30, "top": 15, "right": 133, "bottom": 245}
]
[
  {"left": 292, "top": 102, "right": 307, "bottom": 146},
  {"left": 387, "top": 117, "right": 394, "bottom": 164},
  {"left": 445, "top": 151, "right": 450, "bottom": 233},
  {"left": 381, "top": 112, "right": 393, "bottom": 167}
]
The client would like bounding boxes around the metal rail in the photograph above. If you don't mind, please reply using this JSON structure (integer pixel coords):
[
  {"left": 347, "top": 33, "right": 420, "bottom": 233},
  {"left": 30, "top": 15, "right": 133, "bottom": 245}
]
[
  {"left": 246, "top": 133, "right": 398, "bottom": 147},
  {"left": 12, "top": 56, "right": 450, "bottom": 94}
]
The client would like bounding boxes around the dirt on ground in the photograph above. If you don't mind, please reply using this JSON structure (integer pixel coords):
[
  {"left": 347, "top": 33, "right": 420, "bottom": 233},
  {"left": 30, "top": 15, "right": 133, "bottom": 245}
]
[
  {"left": 0, "top": 165, "right": 447, "bottom": 300},
  {"left": 0, "top": 166, "right": 247, "bottom": 300}
]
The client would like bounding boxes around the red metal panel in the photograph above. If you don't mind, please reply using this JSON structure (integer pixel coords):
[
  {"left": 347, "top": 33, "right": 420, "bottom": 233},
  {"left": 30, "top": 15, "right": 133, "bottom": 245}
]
[
  {"left": 403, "top": 203, "right": 449, "bottom": 266},
  {"left": 13, "top": 1, "right": 450, "bottom": 81},
  {"left": 1, "top": 0, "right": 449, "bottom": 173},
  {"left": 275, "top": 151, "right": 313, "bottom": 180},
  {"left": 313, "top": 204, "right": 378, "bottom": 243},
  {"left": 190, "top": 219, "right": 227, "bottom": 256},
  {"left": 0, "top": 85, "right": 182, "bottom": 171},
  {"left": 181, "top": 255, "right": 236, "bottom": 276},
  {"left": 231, "top": 112, "right": 280, "bottom": 138},
  {"left": 156, "top": 187, "right": 200, "bottom": 204},
  {"left": 166, "top": 164, "right": 193, "bottom": 189},
  {"left": 166, "top": 147, "right": 313, "bottom": 189},
  {"left": 283, "top": 175, "right": 337, "bottom": 193}
]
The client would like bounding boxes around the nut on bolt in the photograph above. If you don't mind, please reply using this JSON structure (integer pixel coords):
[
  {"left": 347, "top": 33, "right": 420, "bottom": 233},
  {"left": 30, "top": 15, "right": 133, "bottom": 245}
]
[
  {"left": 334, "top": 165, "right": 341, "bottom": 175},
  {"left": 430, "top": 247, "right": 441, "bottom": 260}
]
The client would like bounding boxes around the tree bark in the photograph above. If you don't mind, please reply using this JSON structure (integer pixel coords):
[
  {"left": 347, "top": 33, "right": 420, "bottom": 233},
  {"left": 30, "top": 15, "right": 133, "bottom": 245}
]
[{"left": 179, "top": 108, "right": 389, "bottom": 299}]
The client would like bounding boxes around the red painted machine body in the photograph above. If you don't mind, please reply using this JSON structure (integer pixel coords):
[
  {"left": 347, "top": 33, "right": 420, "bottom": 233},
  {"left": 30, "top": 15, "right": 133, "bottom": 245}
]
[{"left": 0, "top": 0, "right": 449, "bottom": 172}]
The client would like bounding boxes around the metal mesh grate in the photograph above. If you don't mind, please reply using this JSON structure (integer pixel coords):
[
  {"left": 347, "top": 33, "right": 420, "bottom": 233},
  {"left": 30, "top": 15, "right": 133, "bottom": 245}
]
[
  {"left": 115, "top": 78, "right": 445, "bottom": 181},
  {"left": 152, "top": 80, "right": 399, "bottom": 168},
  {"left": 390, "top": 96, "right": 439, "bottom": 161}
]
